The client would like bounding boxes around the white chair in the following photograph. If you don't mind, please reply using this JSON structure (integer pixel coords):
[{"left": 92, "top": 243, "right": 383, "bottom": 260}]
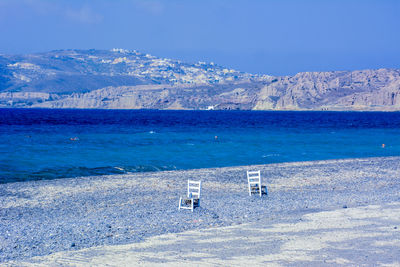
[
  {"left": 178, "top": 180, "right": 201, "bottom": 212},
  {"left": 247, "top": 170, "right": 267, "bottom": 196}
]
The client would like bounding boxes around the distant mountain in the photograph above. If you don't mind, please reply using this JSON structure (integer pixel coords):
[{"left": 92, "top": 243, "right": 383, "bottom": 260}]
[{"left": 0, "top": 49, "right": 399, "bottom": 110}]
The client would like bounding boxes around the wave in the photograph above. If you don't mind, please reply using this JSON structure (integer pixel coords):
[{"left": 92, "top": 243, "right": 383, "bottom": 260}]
[{"left": 0, "top": 165, "right": 178, "bottom": 184}]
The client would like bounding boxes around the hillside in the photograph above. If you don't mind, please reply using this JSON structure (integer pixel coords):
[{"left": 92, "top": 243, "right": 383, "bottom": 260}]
[{"left": 0, "top": 49, "right": 399, "bottom": 110}]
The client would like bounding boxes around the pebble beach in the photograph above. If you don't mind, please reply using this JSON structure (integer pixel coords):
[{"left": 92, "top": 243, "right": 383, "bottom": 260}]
[{"left": 1, "top": 157, "right": 400, "bottom": 266}]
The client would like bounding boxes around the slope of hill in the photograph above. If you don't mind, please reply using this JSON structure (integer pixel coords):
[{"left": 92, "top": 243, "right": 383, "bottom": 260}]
[{"left": 0, "top": 49, "right": 399, "bottom": 111}]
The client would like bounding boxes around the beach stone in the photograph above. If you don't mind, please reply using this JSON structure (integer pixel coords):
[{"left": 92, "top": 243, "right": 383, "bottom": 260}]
[{"left": 1, "top": 156, "right": 400, "bottom": 264}]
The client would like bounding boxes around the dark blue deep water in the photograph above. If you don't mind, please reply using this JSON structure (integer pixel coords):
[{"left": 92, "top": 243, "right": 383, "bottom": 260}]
[{"left": 1, "top": 109, "right": 400, "bottom": 183}]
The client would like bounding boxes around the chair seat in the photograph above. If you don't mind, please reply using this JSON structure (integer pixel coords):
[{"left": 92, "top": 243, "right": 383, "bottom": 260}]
[
  {"left": 182, "top": 198, "right": 199, "bottom": 206},
  {"left": 251, "top": 185, "right": 267, "bottom": 194}
]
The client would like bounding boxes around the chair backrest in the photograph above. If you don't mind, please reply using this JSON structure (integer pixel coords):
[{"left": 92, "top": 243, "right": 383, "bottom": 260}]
[
  {"left": 187, "top": 180, "right": 201, "bottom": 199},
  {"left": 247, "top": 170, "right": 261, "bottom": 185}
]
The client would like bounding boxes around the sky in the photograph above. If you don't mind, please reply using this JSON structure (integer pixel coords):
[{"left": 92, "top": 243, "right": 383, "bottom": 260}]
[{"left": 0, "top": 0, "right": 399, "bottom": 76}]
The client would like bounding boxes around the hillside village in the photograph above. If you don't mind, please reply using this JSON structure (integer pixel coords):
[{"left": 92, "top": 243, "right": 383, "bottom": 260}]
[{"left": 0, "top": 49, "right": 399, "bottom": 111}]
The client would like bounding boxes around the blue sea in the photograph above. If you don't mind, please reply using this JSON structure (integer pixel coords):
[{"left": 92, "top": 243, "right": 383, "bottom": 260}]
[{"left": 1, "top": 109, "right": 400, "bottom": 183}]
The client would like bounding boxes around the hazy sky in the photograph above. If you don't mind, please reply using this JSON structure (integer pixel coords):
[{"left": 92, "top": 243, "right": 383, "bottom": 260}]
[{"left": 0, "top": 0, "right": 399, "bottom": 75}]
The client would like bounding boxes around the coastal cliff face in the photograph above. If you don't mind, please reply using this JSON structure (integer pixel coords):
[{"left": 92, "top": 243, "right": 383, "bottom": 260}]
[
  {"left": 254, "top": 69, "right": 400, "bottom": 111},
  {"left": 0, "top": 49, "right": 399, "bottom": 110}
]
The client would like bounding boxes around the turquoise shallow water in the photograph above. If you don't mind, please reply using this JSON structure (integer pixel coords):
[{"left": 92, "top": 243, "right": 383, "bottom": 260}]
[{"left": 1, "top": 109, "right": 400, "bottom": 183}]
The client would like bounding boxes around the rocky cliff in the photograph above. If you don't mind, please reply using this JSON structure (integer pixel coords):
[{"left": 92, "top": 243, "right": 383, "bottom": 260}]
[
  {"left": 254, "top": 69, "right": 400, "bottom": 111},
  {"left": 1, "top": 49, "right": 399, "bottom": 111}
]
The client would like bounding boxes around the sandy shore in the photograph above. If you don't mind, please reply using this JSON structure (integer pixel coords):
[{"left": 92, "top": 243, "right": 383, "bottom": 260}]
[{"left": 1, "top": 157, "right": 400, "bottom": 266}]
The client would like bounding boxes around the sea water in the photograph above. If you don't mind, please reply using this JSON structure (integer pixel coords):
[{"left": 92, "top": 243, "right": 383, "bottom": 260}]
[{"left": 1, "top": 109, "right": 400, "bottom": 183}]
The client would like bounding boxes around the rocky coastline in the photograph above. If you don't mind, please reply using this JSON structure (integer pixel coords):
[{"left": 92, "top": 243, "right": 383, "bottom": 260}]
[{"left": 1, "top": 50, "right": 400, "bottom": 111}]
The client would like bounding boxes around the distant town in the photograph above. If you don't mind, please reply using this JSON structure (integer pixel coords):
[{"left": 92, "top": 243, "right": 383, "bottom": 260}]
[{"left": 1, "top": 49, "right": 399, "bottom": 111}]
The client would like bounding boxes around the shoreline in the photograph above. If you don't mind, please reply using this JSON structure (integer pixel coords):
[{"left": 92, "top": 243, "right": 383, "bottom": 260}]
[
  {"left": 3, "top": 155, "right": 400, "bottom": 186},
  {"left": 3, "top": 107, "right": 400, "bottom": 112},
  {"left": 1, "top": 156, "right": 400, "bottom": 265}
]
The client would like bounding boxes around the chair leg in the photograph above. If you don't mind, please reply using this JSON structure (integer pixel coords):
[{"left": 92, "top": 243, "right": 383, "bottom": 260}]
[
  {"left": 261, "top": 185, "right": 268, "bottom": 196},
  {"left": 191, "top": 198, "right": 194, "bottom": 212},
  {"left": 178, "top": 197, "right": 182, "bottom": 210}
]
